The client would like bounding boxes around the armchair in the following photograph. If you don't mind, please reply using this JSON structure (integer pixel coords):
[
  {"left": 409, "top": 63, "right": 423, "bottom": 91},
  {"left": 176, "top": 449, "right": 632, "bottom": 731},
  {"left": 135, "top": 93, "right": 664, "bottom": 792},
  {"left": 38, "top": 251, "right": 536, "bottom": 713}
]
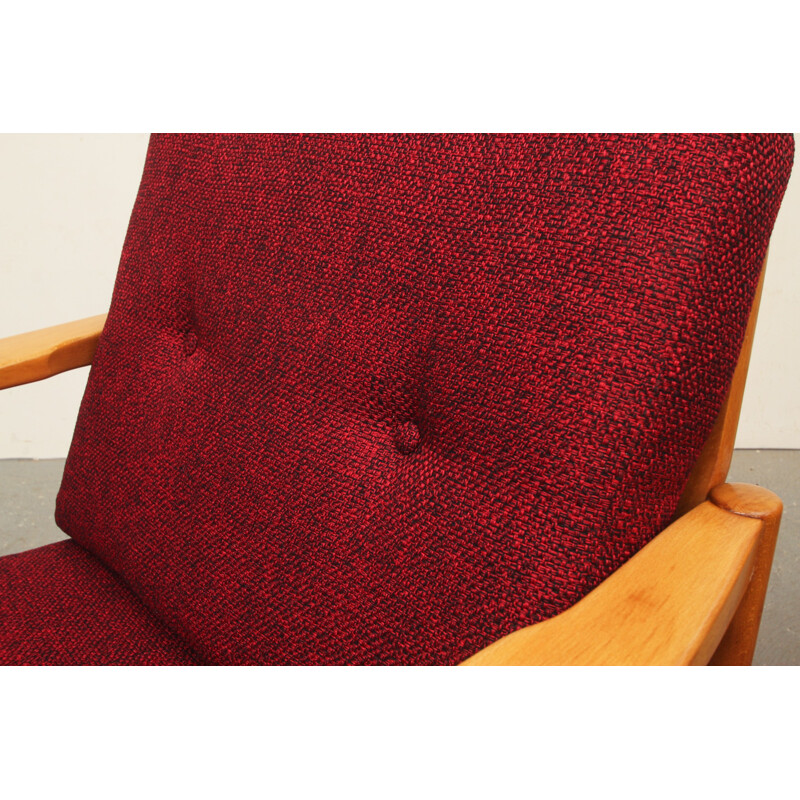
[{"left": 0, "top": 134, "right": 793, "bottom": 665}]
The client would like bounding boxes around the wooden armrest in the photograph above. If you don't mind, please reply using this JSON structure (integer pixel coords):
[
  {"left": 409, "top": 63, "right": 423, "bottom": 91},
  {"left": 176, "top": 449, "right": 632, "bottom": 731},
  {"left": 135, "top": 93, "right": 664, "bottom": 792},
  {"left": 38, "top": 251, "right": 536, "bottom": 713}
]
[
  {"left": 462, "top": 483, "right": 781, "bottom": 666},
  {"left": 0, "top": 314, "right": 107, "bottom": 390}
]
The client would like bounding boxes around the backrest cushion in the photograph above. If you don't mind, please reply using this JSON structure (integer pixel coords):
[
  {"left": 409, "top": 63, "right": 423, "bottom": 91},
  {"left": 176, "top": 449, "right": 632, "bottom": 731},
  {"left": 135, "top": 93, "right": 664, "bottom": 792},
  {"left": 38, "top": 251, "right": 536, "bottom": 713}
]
[{"left": 56, "top": 134, "right": 793, "bottom": 664}]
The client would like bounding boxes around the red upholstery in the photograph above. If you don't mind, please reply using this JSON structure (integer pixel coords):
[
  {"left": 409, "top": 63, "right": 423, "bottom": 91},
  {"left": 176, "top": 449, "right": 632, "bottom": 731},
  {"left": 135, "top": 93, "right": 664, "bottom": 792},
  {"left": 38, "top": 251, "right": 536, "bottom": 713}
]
[
  {"left": 0, "top": 540, "right": 199, "bottom": 665},
  {"left": 2, "top": 134, "right": 794, "bottom": 665}
]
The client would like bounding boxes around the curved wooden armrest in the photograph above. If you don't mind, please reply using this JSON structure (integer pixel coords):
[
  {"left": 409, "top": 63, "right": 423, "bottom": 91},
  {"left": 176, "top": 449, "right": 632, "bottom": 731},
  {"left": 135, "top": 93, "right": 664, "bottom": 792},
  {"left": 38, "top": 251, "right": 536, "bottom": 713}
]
[
  {"left": 0, "top": 314, "right": 107, "bottom": 390},
  {"left": 462, "top": 483, "right": 781, "bottom": 666}
]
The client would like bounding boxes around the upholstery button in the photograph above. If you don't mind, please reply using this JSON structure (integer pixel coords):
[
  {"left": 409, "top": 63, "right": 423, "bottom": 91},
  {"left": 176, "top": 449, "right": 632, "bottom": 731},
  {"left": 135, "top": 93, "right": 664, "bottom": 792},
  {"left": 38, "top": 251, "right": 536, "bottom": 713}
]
[
  {"left": 395, "top": 421, "right": 421, "bottom": 454},
  {"left": 184, "top": 329, "right": 198, "bottom": 356}
]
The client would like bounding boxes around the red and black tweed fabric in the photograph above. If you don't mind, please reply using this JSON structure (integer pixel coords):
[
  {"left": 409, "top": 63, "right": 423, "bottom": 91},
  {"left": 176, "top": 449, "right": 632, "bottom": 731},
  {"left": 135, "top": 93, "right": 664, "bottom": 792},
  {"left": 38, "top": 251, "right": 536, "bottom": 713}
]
[
  {"left": 5, "top": 134, "right": 795, "bottom": 665},
  {"left": 0, "top": 540, "right": 200, "bottom": 664}
]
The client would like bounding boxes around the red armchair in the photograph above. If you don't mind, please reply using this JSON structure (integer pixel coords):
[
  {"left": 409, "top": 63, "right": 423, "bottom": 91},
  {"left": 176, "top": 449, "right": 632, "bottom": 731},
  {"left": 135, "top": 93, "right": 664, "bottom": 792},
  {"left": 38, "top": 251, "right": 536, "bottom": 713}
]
[{"left": 0, "top": 134, "right": 793, "bottom": 665}]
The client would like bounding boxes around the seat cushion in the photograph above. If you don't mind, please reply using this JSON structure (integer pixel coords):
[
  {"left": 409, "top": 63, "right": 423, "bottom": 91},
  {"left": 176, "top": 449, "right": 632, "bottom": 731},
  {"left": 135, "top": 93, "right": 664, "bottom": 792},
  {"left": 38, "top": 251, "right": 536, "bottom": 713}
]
[
  {"left": 55, "top": 134, "right": 793, "bottom": 664},
  {"left": 0, "top": 540, "right": 200, "bottom": 665}
]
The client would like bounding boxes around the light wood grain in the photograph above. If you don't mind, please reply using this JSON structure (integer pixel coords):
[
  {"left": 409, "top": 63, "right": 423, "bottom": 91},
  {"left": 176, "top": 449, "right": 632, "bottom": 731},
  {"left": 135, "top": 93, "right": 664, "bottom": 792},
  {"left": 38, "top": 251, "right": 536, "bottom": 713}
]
[
  {"left": 461, "top": 484, "right": 770, "bottom": 666},
  {"left": 675, "top": 257, "right": 767, "bottom": 517},
  {"left": 0, "top": 314, "right": 107, "bottom": 390}
]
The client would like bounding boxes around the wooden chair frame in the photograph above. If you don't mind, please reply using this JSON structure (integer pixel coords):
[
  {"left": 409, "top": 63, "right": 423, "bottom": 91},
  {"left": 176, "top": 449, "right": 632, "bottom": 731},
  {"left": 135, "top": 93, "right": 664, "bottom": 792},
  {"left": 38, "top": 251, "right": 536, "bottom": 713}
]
[{"left": 0, "top": 260, "right": 781, "bottom": 665}]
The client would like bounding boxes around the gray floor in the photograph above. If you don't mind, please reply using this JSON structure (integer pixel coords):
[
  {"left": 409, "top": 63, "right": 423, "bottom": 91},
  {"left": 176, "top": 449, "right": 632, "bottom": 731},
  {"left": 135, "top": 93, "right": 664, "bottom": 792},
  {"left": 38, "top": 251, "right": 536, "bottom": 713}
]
[{"left": 0, "top": 451, "right": 797, "bottom": 665}]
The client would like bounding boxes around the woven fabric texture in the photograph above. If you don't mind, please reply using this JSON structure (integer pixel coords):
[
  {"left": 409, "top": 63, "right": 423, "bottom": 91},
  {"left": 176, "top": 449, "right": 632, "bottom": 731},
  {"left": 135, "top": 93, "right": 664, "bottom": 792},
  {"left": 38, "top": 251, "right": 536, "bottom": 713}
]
[
  {"left": 36, "top": 134, "right": 792, "bottom": 665},
  {"left": 0, "top": 540, "right": 200, "bottom": 665}
]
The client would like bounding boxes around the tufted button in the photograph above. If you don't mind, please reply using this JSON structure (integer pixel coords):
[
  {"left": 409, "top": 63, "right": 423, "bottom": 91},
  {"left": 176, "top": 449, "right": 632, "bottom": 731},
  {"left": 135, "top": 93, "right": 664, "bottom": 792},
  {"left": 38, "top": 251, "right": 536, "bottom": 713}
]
[
  {"left": 395, "top": 420, "right": 422, "bottom": 454},
  {"left": 184, "top": 329, "right": 198, "bottom": 356}
]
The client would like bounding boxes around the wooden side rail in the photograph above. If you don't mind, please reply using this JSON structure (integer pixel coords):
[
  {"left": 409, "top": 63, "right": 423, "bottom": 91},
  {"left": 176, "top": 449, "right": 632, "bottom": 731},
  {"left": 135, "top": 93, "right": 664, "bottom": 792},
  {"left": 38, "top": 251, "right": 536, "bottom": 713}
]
[
  {"left": 674, "top": 264, "right": 767, "bottom": 517},
  {"left": 0, "top": 314, "right": 107, "bottom": 390},
  {"left": 707, "top": 483, "right": 783, "bottom": 665},
  {"left": 462, "top": 483, "right": 780, "bottom": 666}
]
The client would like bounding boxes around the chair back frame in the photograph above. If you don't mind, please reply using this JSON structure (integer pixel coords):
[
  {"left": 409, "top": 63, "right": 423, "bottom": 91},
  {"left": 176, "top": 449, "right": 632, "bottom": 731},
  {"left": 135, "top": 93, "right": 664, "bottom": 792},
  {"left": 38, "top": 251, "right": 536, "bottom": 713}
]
[{"left": 675, "top": 253, "right": 768, "bottom": 517}]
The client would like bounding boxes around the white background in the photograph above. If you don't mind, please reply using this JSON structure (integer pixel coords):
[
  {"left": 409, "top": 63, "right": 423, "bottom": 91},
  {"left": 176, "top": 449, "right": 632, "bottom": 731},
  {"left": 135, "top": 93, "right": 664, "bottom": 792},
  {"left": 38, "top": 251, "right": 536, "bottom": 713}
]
[{"left": 0, "top": 132, "right": 798, "bottom": 458}]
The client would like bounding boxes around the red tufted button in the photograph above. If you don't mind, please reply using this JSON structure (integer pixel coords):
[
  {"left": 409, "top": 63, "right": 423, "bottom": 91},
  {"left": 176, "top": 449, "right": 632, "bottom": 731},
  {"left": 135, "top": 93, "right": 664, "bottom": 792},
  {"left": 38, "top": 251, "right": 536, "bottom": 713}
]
[
  {"left": 395, "top": 421, "right": 421, "bottom": 454},
  {"left": 184, "top": 329, "right": 198, "bottom": 356}
]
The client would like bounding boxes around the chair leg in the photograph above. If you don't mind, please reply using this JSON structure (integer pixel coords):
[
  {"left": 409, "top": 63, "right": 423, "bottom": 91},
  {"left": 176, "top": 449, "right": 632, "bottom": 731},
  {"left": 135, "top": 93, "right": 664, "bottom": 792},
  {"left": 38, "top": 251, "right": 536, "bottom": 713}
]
[{"left": 707, "top": 483, "right": 783, "bottom": 666}]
